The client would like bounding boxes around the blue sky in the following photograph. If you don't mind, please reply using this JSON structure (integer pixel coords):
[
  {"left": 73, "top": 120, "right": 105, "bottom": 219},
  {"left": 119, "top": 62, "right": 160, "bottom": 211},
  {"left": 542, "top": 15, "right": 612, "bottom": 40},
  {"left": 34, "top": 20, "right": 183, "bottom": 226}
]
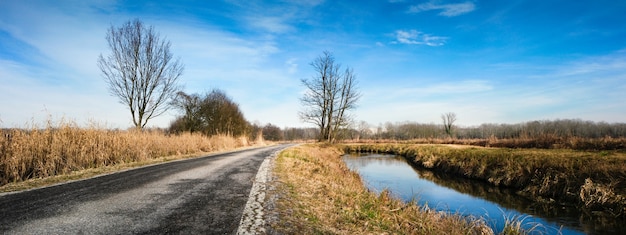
[{"left": 1, "top": 0, "right": 625, "bottom": 129}]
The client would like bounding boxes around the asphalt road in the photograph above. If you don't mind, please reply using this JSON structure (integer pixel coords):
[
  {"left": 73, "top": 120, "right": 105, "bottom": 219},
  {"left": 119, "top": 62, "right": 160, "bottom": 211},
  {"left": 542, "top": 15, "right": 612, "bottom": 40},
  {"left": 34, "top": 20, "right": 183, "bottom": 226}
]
[{"left": 0, "top": 144, "right": 292, "bottom": 234}]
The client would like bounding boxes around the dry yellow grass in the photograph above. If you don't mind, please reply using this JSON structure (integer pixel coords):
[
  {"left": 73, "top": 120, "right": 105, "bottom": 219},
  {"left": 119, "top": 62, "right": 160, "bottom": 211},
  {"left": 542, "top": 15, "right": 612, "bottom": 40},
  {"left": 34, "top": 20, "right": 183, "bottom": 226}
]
[
  {"left": 344, "top": 136, "right": 626, "bottom": 151},
  {"left": 269, "top": 144, "right": 494, "bottom": 234},
  {"left": 0, "top": 119, "right": 256, "bottom": 190}
]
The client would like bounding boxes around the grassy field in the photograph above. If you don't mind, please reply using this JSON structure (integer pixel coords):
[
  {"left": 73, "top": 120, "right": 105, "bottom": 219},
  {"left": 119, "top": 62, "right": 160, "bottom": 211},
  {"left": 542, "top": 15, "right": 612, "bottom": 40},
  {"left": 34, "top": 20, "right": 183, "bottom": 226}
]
[
  {"left": 343, "top": 144, "right": 626, "bottom": 219},
  {"left": 0, "top": 119, "right": 257, "bottom": 192},
  {"left": 268, "top": 144, "right": 536, "bottom": 234}
]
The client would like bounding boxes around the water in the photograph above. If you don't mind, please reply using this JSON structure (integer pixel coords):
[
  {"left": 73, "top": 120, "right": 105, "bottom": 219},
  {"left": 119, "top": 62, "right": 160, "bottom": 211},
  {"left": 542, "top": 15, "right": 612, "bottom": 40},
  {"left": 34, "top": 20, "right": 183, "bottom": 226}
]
[{"left": 342, "top": 153, "right": 622, "bottom": 235}]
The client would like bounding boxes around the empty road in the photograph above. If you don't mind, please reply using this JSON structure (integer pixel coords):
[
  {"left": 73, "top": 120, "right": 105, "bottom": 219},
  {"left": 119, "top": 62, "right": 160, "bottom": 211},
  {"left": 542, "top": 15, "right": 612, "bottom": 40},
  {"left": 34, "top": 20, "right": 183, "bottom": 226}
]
[{"left": 0, "top": 144, "right": 292, "bottom": 234}]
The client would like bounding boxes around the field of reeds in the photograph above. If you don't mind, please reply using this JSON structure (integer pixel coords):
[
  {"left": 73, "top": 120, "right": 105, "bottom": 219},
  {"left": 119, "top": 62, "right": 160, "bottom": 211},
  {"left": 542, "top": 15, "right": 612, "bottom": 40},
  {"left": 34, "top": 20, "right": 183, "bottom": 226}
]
[
  {"left": 343, "top": 144, "right": 626, "bottom": 220},
  {"left": 0, "top": 119, "right": 254, "bottom": 190},
  {"left": 268, "top": 144, "right": 531, "bottom": 234},
  {"left": 345, "top": 135, "right": 626, "bottom": 151}
]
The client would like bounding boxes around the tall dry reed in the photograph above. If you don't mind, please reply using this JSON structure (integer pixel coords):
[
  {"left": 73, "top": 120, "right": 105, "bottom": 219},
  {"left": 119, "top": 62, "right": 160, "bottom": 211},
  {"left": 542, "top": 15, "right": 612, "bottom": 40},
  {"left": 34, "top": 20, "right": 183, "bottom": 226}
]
[
  {"left": 0, "top": 119, "right": 250, "bottom": 186},
  {"left": 344, "top": 135, "right": 626, "bottom": 151}
]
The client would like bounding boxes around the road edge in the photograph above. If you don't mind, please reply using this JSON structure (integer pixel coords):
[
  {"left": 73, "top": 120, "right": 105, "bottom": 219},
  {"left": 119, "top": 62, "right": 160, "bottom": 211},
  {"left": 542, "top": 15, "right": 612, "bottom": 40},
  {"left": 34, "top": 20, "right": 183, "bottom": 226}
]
[{"left": 237, "top": 145, "right": 292, "bottom": 234}]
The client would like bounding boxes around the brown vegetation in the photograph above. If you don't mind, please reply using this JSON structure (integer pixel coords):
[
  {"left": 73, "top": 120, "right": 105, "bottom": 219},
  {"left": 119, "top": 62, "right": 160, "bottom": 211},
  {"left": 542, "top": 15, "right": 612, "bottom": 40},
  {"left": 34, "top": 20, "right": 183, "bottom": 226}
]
[
  {"left": 0, "top": 119, "right": 253, "bottom": 188},
  {"left": 345, "top": 135, "right": 626, "bottom": 151},
  {"left": 269, "top": 144, "right": 498, "bottom": 234},
  {"left": 169, "top": 89, "right": 249, "bottom": 136},
  {"left": 343, "top": 144, "right": 626, "bottom": 220}
]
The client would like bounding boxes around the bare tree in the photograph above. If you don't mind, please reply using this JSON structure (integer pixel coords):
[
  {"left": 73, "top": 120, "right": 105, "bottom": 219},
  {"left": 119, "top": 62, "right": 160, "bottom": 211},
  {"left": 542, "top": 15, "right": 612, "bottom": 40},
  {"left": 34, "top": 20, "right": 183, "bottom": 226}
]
[
  {"left": 98, "top": 19, "right": 183, "bottom": 129},
  {"left": 170, "top": 91, "right": 203, "bottom": 133},
  {"left": 441, "top": 112, "right": 457, "bottom": 138},
  {"left": 357, "top": 120, "right": 372, "bottom": 140},
  {"left": 299, "top": 51, "right": 360, "bottom": 143}
]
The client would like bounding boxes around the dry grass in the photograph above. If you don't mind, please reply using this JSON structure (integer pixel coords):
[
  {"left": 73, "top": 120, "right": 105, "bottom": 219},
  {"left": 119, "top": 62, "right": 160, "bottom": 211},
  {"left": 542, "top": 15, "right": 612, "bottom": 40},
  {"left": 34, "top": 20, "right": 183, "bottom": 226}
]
[
  {"left": 345, "top": 136, "right": 626, "bottom": 151},
  {"left": 0, "top": 119, "right": 256, "bottom": 191},
  {"left": 500, "top": 213, "right": 545, "bottom": 235},
  {"left": 269, "top": 144, "right": 495, "bottom": 234},
  {"left": 343, "top": 144, "right": 626, "bottom": 219}
]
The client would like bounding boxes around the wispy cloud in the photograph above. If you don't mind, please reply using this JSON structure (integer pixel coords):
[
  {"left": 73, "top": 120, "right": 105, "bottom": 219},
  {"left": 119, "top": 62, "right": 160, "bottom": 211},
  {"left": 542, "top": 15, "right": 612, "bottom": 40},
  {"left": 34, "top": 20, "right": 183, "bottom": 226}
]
[
  {"left": 229, "top": 1, "right": 321, "bottom": 35},
  {"left": 247, "top": 16, "right": 294, "bottom": 33},
  {"left": 408, "top": 1, "right": 476, "bottom": 17},
  {"left": 395, "top": 80, "right": 493, "bottom": 97},
  {"left": 392, "top": 30, "right": 448, "bottom": 46}
]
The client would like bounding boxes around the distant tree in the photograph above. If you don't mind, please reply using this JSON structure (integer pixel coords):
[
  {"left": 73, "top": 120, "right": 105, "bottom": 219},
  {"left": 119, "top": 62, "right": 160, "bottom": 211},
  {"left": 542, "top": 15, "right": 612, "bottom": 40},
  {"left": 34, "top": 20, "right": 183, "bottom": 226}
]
[
  {"left": 283, "top": 127, "right": 318, "bottom": 141},
  {"left": 169, "top": 89, "right": 248, "bottom": 136},
  {"left": 384, "top": 122, "right": 396, "bottom": 139},
  {"left": 441, "top": 112, "right": 457, "bottom": 138},
  {"left": 199, "top": 89, "right": 248, "bottom": 136},
  {"left": 299, "top": 51, "right": 361, "bottom": 143},
  {"left": 248, "top": 121, "right": 263, "bottom": 142},
  {"left": 170, "top": 91, "right": 202, "bottom": 133},
  {"left": 98, "top": 19, "right": 184, "bottom": 129},
  {"left": 357, "top": 121, "right": 372, "bottom": 140},
  {"left": 262, "top": 123, "right": 283, "bottom": 141}
]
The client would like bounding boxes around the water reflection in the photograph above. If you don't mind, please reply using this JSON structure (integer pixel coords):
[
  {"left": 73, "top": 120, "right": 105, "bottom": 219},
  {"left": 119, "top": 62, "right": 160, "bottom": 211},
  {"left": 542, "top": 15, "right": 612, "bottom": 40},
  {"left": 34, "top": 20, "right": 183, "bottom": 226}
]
[{"left": 343, "top": 153, "right": 619, "bottom": 235}]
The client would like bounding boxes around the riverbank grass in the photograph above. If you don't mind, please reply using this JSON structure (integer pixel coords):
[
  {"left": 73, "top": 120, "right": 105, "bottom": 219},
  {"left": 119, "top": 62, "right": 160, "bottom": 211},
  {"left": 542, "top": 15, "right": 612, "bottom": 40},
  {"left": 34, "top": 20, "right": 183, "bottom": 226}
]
[{"left": 269, "top": 144, "right": 494, "bottom": 234}]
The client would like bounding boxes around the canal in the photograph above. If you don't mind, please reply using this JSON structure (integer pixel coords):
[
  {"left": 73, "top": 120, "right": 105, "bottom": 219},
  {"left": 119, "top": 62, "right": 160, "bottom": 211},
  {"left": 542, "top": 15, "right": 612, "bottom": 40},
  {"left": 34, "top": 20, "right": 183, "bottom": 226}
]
[{"left": 343, "top": 153, "right": 621, "bottom": 235}]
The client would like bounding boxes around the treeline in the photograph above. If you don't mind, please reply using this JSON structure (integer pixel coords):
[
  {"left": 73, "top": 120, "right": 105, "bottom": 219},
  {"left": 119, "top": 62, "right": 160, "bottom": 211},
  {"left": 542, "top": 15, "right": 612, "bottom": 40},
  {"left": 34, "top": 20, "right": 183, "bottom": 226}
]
[
  {"left": 249, "top": 123, "right": 318, "bottom": 142},
  {"left": 242, "top": 119, "right": 626, "bottom": 143},
  {"left": 166, "top": 92, "right": 626, "bottom": 147},
  {"left": 167, "top": 89, "right": 318, "bottom": 142},
  {"left": 365, "top": 119, "right": 626, "bottom": 140}
]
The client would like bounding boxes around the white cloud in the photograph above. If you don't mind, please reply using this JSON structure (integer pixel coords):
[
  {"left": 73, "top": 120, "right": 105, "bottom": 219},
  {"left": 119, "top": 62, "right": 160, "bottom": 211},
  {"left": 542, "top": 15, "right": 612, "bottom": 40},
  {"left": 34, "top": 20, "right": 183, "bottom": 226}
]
[
  {"left": 408, "top": 1, "right": 476, "bottom": 17},
  {"left": 285, "top": 58, "right": 299, "bottom": 74},
  {"left": 247, "top": 16, "right": 295, "bottom": 34},
  {"left": 393, "top": 30, "right": 448, "bottom": 46}
]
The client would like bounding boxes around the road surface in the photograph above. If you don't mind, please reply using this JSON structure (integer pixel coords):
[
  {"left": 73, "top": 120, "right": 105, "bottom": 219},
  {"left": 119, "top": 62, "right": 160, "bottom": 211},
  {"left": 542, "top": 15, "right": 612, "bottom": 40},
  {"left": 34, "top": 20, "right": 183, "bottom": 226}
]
[{"left": 0, "top": 144, "right": 291, "bottom": 234}]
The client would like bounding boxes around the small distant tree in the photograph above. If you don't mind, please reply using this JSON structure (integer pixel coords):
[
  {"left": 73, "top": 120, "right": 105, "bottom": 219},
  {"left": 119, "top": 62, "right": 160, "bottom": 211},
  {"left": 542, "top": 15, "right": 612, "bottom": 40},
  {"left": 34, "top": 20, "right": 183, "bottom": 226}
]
[
  {"left": 441, "top": 112, "right": 457, "bottom": 138},
  {"left": 169, "top": 89, "right": 248, "bottom": 136},
  {"left": 357, "top": 121, "right": 372, "bottom": 140},
  {"left": 262, "top": 123, "right": 283, "bottom": 141},
  {"left": 98, "top": 19, "right": 183, "bottom": 129},
  {"left": 299, "top": 51, "right": 361, "bottom": 143},
  {"left": 201, "top": 89, "right": 248, "bottom": 136},
  {"left": 248, "top": 121, "right": 263, "bottom": 142},
  {"left": 170, "top": 91, "right": 202, "bottom": 133}
]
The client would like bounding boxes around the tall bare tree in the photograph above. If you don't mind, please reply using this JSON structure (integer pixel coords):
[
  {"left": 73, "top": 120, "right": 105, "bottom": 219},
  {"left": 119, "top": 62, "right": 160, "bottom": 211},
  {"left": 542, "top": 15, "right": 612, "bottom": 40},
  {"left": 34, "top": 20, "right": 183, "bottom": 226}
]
[
  {"left": 98, "top": 19, "right": 183, "bottom": 129},
  {"left": 441, "top": 112, "right": 457, "bottom": 138},
  {"left": 299, "top": 51, "right": 360, "bottom": 143}
]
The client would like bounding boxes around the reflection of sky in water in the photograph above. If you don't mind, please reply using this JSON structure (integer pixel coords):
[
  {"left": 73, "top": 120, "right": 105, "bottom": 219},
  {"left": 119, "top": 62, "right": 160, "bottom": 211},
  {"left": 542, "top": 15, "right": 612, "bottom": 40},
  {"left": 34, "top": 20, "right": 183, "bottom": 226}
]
[{"left": 343, "top": 154, "right": 585, "bottom": 235}]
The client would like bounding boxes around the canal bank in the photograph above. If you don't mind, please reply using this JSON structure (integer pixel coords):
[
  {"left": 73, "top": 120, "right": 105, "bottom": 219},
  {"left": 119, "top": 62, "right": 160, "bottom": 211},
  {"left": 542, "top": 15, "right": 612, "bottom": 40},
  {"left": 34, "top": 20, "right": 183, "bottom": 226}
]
[
  {"left": 343, "top": 144, "right": 626, "bottom": 234},
  {"left": 267, "top": 144, "right": 498, "bottom": 234}
]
